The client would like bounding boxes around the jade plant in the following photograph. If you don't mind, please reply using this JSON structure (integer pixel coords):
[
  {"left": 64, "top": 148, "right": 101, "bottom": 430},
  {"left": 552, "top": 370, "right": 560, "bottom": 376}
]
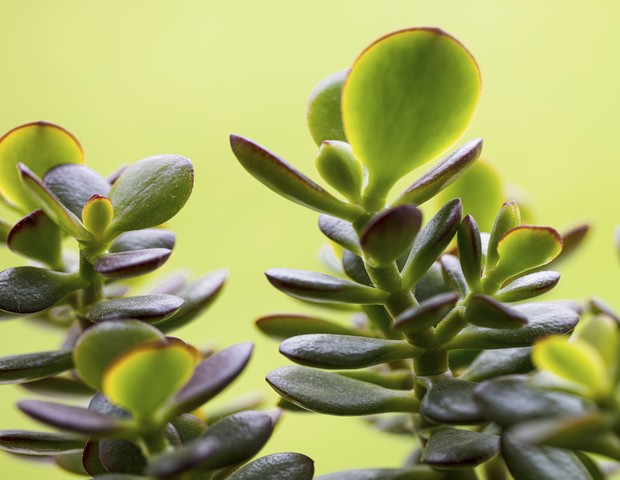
[
  {"left": 231, "top": 28, "right": 596, "bottom": 479},
  {"left": 0, "top": 122, "right": 314, "bottom": 479}
]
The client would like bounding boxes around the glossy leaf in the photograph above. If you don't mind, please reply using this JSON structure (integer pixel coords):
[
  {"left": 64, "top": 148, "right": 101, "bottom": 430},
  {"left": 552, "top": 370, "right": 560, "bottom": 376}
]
[
  {"left": 266, "top": 268, "right": 389, "bottom": 304},
  {"left": 460, "top": 347, "right": 533, "bottom": 382},
  {"left": 421, "top": 427, "right": 499, "bottom": 469},
  {"left": 43, "top": 164, "right": 111, "bottom": 217},
  {"left": 227, "top": 452, "right": 314, "bottom": 480},
  {"left": 0, "top": 430, "right": 85, "bottom": 455},
  {"left": 401, "top": 199, "right": 462, "bottom": 289},
  {"left": 494, "top": 271, "right": 560, "bottom": 302},
  {"left": 486, "top": 201, "right": 520, "bottom": 269},
  {"left": 88, "top": 294, "right": 184, "bottom": 323},
  {"left": 266, "top": 366, "right": 418, "bottom": 415},
  {"left": 360, "top": 205, "right": 422, "bottom": 265},
  {"left": 0, "top": 267, "right": 82, "bottom": 314},
  {"left": 420, "top": 377, "right": 486, "bottom": 424},
  {"left": 256, "top": 314, "right": 360, "bottom": 340},
  {"left": 457, "top": 214, "right": 482, "bottom": 291},
  {"left": 146, "top": 436, "right": 220, "bottom": 478},
  {"left": 106, "top": 155, "right": 194, "bottom": 237},
  {"left": 94, "top": 248, "right": 171, "bottom": 278},
  {"left": 343, "top": 28, "right": 481, "bottom": 201},
  {"left": 109, "top": 228, "right": 176, "bottom": 253},
  {"left": 230, "top": 135, "right": 362, "bottom": 221},
  {"left": 82, "top": 195, "right": 113, "bottom": 238},
  {"left": 0, "top": 350, "right": 73, "bottom": 384},
  {"left": 307, "top": 69, "right": 348, "bottom": 146},
  {"left": 316, "top": 467, "right": 442, "bottom": 480},
  {"left": 319, "top": 215, "right": 361, "bottom": 256},
  {"left": 0, "top": 122, "right": 84, "bottom": 212},
  {"left": 74, "top": 320, "right": 166, "bottom": 388},
  {"left": 7, "top": 210, "right": 62, "bottom": 267},
  {"left": 464, "top": 295, "right": 527, "bottom": 329},
  {"left": 393, "top": 293, "right": 459, "bottom": 334},
  {"left": 316, "top": 141, "right": 363, "bottom": 203}
]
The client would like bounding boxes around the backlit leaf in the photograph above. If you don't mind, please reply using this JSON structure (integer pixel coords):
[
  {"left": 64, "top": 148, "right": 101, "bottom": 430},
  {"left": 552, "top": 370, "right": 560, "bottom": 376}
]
[
  {"left": 7, "top": 210, "right": 62, "bottom": 267},
  {"left": 307, "top": 69, "right": 348, "bottom": 146},
  {"left": 109, "top": 228, "right": 176, "bottom": 253},
  {"left": 82, "top": 195, "right": 113, "bottom": 238},
  {"left": 316, "top": 141, "right": 363, "bottom": 203},
  {"left": 485, "top": 201, "right": 520, "bottom": 270}
]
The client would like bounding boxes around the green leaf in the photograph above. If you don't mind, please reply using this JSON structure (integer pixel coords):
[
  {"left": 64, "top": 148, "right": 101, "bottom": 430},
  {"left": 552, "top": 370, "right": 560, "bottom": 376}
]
[
  {"left": 230, "top": 135, "right": 362, "bottom": 221},
  {"left": 316, "top": 141, "right": 364, "bottom": 203},
  {"left": 94, "top": 248, "right": 171, "bottom": 278},
  {"left": 0, "top": 430, "right": 85, "bottom": 455},
  {"left": 439, "top": 254, "right": 469, "bottom": 298},
  {"left": 82, "top": 195, "right": 113, "bottom": 238},
  {"left": 103, "top": 342, "right": 197, "bottom": 418},
  {"left": 307, "top": 69, "right": 348, "bottom": 146},
  {"left": 447, "top": 302, "right": 578, "bottom": 350},
  {"left": 266, "top": 366, "right": 418, "bottom": 415},
  {"left": 343, "top": 28, "right": 481, "bottom": 202},
  {"left": 494, "top": 271, "right": 561, "bottom": 302},
  {"left": 227, "top": 452, "right": 315, "bottom": 480},
  {"left": 146, "top": 436, "right": 220, "bottom": 478},
  {"left": 421, "top": 427, "right": 499, "bottom": 469},
  {"left": 0, "top": 350, "right": 73, "bottom": 384},
  {"left": 170, "top": 414, "right": 206, "bottom": 444},
  {"left": 401, "top": 199, "right": 462, "bottom": 289},
  {"left": 99, "top": 439, "right": 146, "bottom": 475},
  {"left": 464, "top": 295, "right": 527, "bottom": 329},
  {"left": 485, "top": 201, "right": 521, "bottom": 270},
  {"left": 574, "top": 315, "right": 619, "bottom": 376},
  {"left": 457, "top": 214, "right": 482, "bottom": 292},
  {"left": 392, "top": 139, "right": 483, "bottom": 207},
  {"left": 279, "top": 334, "right": 421, "bottom": 369},
  {"left": 0, "top": 219, "right": 10, "bottom": 243},
  {"left": 393, "top": 293, "right": 458, "bottom": 334},
  {"left": 18, "top": 163, "right": 90, "bottom": 240},
  {"left": 106, "top": 155, "right": 194, "bottom": 237},
  {"left": 316, "top": 467, "right": 442, "bottom": 480},
  {"left": 109, "top": 228, "right": 176, "bottom": 253},
  {"left": 21, "top": 376, "right": 96, "bottom": 397},
  {"left": 360, "top": 205, "right": 422, "bottom": 265},
  {"left": 460, "top": 347, "right": 533, "bottom": 382},
  {"left": 74, "top": 320, "right": 166, "bottom": 389},
  {"left": 414, "top": 261, "right": 452, "bottom": 302},
  {"left": 265, "top": 268, "right": 389, "bottom": 304},
  {"left": 43, "top": 164, "right": 111, "bottom": 217},
  {"left": 0, "top": 122, "right": 84, "bottom": 212},
  {"left": 319, "top": 215, "right": 362, "bottom": 256},
  {"left": 342, "top": 250, "right": 373, "bottom": 286},
  {"left": 7, "top": 210, "right": 62, "bottom": 267},
  {"left": 420, "top": 377, "right": 486, "bottom": 424},
  {"left": 88, "top": 295, "right": 184, "bottom": 323},
  {"left": 256, "top": 314, "right": 361, "bottom": 340},
  {"left": 0, "top": 267, "right": 82, "bottom": 314},
  {"left": 340, "top": 370, "right": 414, "bottom": 390}
]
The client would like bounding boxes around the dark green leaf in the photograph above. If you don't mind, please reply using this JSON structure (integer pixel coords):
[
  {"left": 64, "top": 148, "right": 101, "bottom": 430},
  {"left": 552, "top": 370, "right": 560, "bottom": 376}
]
[
  {"left": 0, "top": 267, "right": 82, "bottom": 314},
  {"left": 316, "top": 141, "right": 363, "bottom": 203},
  {"left": 460, "top": 347, "right": 533, "bottom": 382},
  {"left": 340, "top": 370, "right": 414, "bottom": 390},
  {"left": 421, "top": 427, "right": 499, "bottom": 469},
  {"left": 439, "top": 254, "right": 469, "bottom": 298},
  {"left": 319, "top": 215, "right": 361, "bottom": 256},
  {"left": 265, "top": 268, "right": 389, "bottom": 304},
  {"left": 227, "top": 452, "right": 315, "bottom": 480},
  {"left": 256, "top": 314, "right": 360, "bottom": 340},
  {"left": 88, "top": 295, "right": 184, "bottom": 323},
  {"left": 82, "top": 440, "right": 107, "bottom": 476},
  {"left": 230, "top": 135, "right": 362, "bottom": 221},
  {"left": 0, "top": 350, "right": 73, "bottom": 384},
  {"left": 402, "top": 199, "right": 462, "bottom": 289},
  {"left": 464, "top": 295, "right": 527, "bottom": 329},
  {"left": 82, "top": 195, "right": 113, "bottom": 238},
  {"left": 0, "top": 430, "right": 85, "bottom": 455},
  {"left": 486, "top": 201, "right": 520, "bottom": 270},
  {"left": 94, "top": 248, "right": 171, "bottom": 278},
  {"left": 7, "top": 210, "right": 62, "bottom": 267},
  {"left": 393, "top": 293, "right": 459, "bottom": 334},
  {"left": 494, "top": 271, "right": 560, "bottom": 302},
  {"left": 457, "top": 214, "right": 482, "bottom": 292},
  {"left": 99, "top": 439, "right": 146, "bottom": 475},
  {"left": 90, "top": 475, "right": 145, "bottom": 480},
  {"left": 110, "top": 228, "right": 176, "bottom": 253},
  {"left": 147, "top": 436, "right": 220, "bottom": 478},
  {"left": 266, "top": 366, "right": 418, "bottom": 415},
  {"left": 414, "top": 262, "right": 452, "bottom": 302},
  {"left": 55, "top": 451, "right": 88, "bottom": 475},
  {"left": 307, "top": 69, "right": 348, "bottom": 146},
  {"left": 420, "top": 376, "right": 485, "bottom": 424},
  {"left": 316, "top": 467, "right": 442, "bottom": 480},
  {"left": 393, "top": 139, "right": 483, "bottom": 207},
  {"left": 20, "top": 376, "right": 96, "bottom": 397},
  {"left": 170, "top": 414, "right": 206, "bottom": 444},
  {"left": 342, "top": 250, "right": 373, "bottom": 286}
]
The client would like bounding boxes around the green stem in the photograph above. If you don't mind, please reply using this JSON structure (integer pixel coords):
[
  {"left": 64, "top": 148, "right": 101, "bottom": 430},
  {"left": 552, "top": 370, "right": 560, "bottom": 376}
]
[
  {"left": 77, "top": 247, "right": 104, "bottom": 321},
  {"left": 141, "top": 428, "right": 169, "bottom": 456},
  {"left": 434, "top": 307, "right": 467, "bottom": 345},
  {"left": 362, "top": 305, "right": 401, "bottom": 340},
  {"left": 414, "top": 350, "right": 448, "bottom": 376}
]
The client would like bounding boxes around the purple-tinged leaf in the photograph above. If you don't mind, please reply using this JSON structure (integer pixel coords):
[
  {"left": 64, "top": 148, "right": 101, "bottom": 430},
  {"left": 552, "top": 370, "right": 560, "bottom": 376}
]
[
  {"left": 82, "top": 440, "right": 107, "bottom": 475},
  {"left": 0, "top": 350, "right": 73, "bottom": 384},
  {"left": 110, "top": 228, "right": 176, "bottom": 253},
  {"left": 7, "top": 210, "right": 62, "bottom": 267},
  {"left": 440, "top": 254, "right": 469, "bottom": 298},
  {"left": 420, "top": 377, "right": 486, "bottom": 424},
  {"left": 465, "top": 295, "right": 527, "bottom": 329},
  {"left": 457, "top": 214, "right": 482, "bottom": 291},
  {"left": 256, "top": 314, "right": 360, "bottom": 340},
  {"left": 227, "top": 452, "right": 315, "bottom": 480},
  {"left": 20, "top": 376, "right": 96, "bottom": 397},
  {"left": 495, "top": 271, "right": 560, "bottom": 302},
  {"left": 88, "top": 295, "right": 184, "bottom": 323},
  {"left": 319, "top": 215, "right": 361, "bottom": 255},
  {"left": 146, "top": 436, "right": 220, "bottom": 478},
  {"left": 94, "top": 248, "right": 171, "bottom": 278},
  {"left": 590, "top": 297, "right": 619, "bottom": 323},
  {"left": 548, "top": 224, "right": 589, "bottom": 267},
  {"left": 0, "top": 430, "right": 85, "bottom": 455},
  {"left": 99, "top": 439, "right": 146, "bottom": 475},
  {"left": 393, "top": 293, "right": 459, "bottom": 335}
]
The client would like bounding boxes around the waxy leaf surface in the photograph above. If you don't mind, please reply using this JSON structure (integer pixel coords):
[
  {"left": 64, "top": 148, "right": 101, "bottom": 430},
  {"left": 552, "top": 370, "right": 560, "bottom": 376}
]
[
  {"left": 464, "top": 295, "right": 527, "bottom": 329},
  {"left": 82, "top": 195, "right": 113, "bottom": 238},
  {"left": 457, "top": 214, "right": 482, "bottom": 291},
  {"left": 420, "top": 377, "right": 486, "bottom": 424},
  {"left": 319, "top": 215, "right": 361, "bottom": 256},
  {"left": 393, "top": 292, "right": 459, "bottom": 334},
  {"left": 307, "top": 69, "right": 348, "bottom": 146},
  {"left": 0, "top": 350, "right": 73, "bottom": 384},
  {"left": 495, "top": 271, "right": 560, "bottom": 302},
  {"left": 109, "top": 228, "right": 176, "bottom": 253},
  {"left": 227, "top": 452, "right": 315, "bottom": 480},
  {"left": 146, "top": 436, "right": 220, "bottom": 478},
  {"left": 7, "top": 210, "right": 62, "bottom": 267},
  {"left": 460, "top": 347, "right": 533, "bottom": 382},
  {"left": 94, "top": 248, "right": 171, "bottom": 278},
  {"left": 256, "top": 314, "right": 360, "bottom": 340},
  {"left": 422, "top": 428, "right": 499, "bottom": 469},
  {"left": 316, "top": 467, "right": 442, "bottom": 480},
  {"left": 88, "top": 294, "right": 184, "bottom": 323}
]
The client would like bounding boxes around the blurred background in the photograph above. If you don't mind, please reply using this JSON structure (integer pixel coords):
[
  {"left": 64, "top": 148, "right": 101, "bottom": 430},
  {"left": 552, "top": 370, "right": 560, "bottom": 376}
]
[{"left": 0, "top": 0, "right": 618, "bottom": 477}]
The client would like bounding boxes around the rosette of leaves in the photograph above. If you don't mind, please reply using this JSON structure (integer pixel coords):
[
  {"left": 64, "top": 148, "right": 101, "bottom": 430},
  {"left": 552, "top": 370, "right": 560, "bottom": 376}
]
[
  {"left": 0, "top": 122, "right": 314, "bottom": 479},
  {"left": 231, "top": 28, "right": 582, "bottom": 478}
]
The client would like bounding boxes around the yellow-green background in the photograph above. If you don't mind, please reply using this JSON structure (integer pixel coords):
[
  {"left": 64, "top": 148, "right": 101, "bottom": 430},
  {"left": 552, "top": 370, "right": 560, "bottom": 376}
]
[{"left": 0, "top": 1, "right": 618, "bottom": 478}]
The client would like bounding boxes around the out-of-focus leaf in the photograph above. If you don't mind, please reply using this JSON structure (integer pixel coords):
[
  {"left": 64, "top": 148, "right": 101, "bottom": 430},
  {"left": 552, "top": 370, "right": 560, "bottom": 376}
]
[
  {"left": 460, "top": 347, "right": 533, "bottom": 382},
  {"left": 421, "top": 427, "right": 499, "bottom": 469},
  {"left": 0, "top": 267, "right": 82, "bottom": 314},
  {"left": 486, "top": 201, "right": 520, "bottom": 270},
  {"left": 574, "top": 316, "right": 618, "bottom": 377},
  {"left": 457, "top": 214, "right": 482, "bottom": 292},
  {"left": 82, "top": 195, "right": 113, "bottom": 238},
  {"left": 88, "top": 295, "right": 184, "bottom": 323},
  {"left": 342, "top": 250, "right": 373, "bottom": 286},
  {"left": 464, "top": 295, "right": 527, "bottom": 329},
  {"left": 146, "top": 436, "right": 220, "bottom": 478},
  {"left": 7, "top": 210, "right": 62, "bottom": 267},
  {"left": 307, "top": 69, "right": 348, "bottom": 146},
  {"left": 394, "top": 293, "right": 459, "bottom": 335},
  {"left": 316, "top": 467, "right": 442, "bottom": 480},
  {"left": 590, "top": 297, "right": 620, "bottom": 323},
  {"left": 266, "top": 366, "right": 418, "bottom": 415},
  {"left": 401, "top": 199, "right": 462, "bottom": 289},
  {"left": 414, "top": 262, "right": 452, "bottom": 302},
  {"left": 99, "top": 439, "right": 146, "bottom": 475},
  {"left": 170, "top": 414, "right": 206, "bottom": 444},
  {"left": 340, "top": 370, "right": 414, "bottom": 390},
  {"left": 0, "top": 122, "right": 84, "bottom": 212},
  {"left": 420, "top": 377, "right": 486, "bottom": 424},
  {"left": 227, "top": 452, "right": 315, "bottom": 480},
  {"left": 106, "top": 155, "right": 193, "bottom": 237},
  {"left": 549, "top": 224, "right": 589, "bottom": 267},
  {"left": 316, "top": 141, "right": 363, "bottom": 203},
  {"left": 94, "top": 248, "right": 171, "bottom": 278},
  {"left": 0, "top": 350, "right": 73, "bottom": 384},
  {"left": 0, "top": 219, "right": 10, "bottom": 243},
  {"left": 256, "top": 314, "right": 360, "bottom": 340},
  {"left": 494, "top": 271, "right": 560, "bottom": 302},
  {"left": 0, "top": 430, "right": 85, "bottom": 455},
  {"left": 230, "top": 135, "right": 362, "bottom": 221},
  {"left": 20, "top": 376, "right": 96, "bottom": 397},
  {"left": 319, "top": 215, "right": 361, "bottom": 256},
  {"left": 266, "top": 268, "right": 389, "bottom": 304},
  {"left": 110, "top": 229, "right": 176, "bottom": 253}
]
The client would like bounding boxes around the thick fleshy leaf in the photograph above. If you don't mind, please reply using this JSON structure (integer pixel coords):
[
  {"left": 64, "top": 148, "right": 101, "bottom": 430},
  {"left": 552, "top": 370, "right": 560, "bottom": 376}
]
[
  {"left": 316, "top": 467, "right": 442, "bottom": 480},
  {"left": 103, "top": 343, "right": 197, "bottom": 418},
  {"left": 7, "top": 210, "right": 62, "bottom": 267},
  {"left": 82, "top": 195, "right": 113, "bottom": 238},
  {"left": 88, "top": 295, "right": 184, "bottom": 323},
  {"left": 439, "top": 254, "right": 468, "bottom": 297},
  {"left": 393, "top": 139, "right": 483, "bottom": 207},
  {"left": 446, "top": 302, "right": 578, "bottom": 349},
  {"left": 266, "top": 366, "right": 418, "bottom": 415},
  {"left": 0, "top": 350, "right": 73, "bottom": 384},
  {"left": 414, "top": 262, "right": 452, "bottom": 302},
  {"left": 18, "top": 400, "right": 126, "bottom": 435},
  {"left": 360, "top": 205, "right": 422, "bottom": 265},
  {"left": 307, "top": 69, "right": 348, "bottom": 146},
  {"left": 486, "top": 201, "right": 520, "bottom": 269},
  {"left": 0, "top": 430, "right": 85, "bottom": 455},
  {"left": 340, "top": 370, "right": 414, "bottom": 390},
  {"left": 109, "top": 228, "right": 176, "bottom": 253},
  {"left": 94, "top": 248, "right": 171, "bottom": 278},
  {"left": 464, "top": 295, "right": 527, "bottom": 329},
  {"left": 256, "top": 314, "right": 360, "bottom": 340},
  {"left": 343, "top": 28, "right": 481, "bottom": 202},
  {"left": 21, "top": 376, "right": 96, "bottom": 397},
  {"left": 0, "top": 122, "right": 84, "bottom": 212},
  {"left": 319, "top": 215, "right": 361, "bottom": 256},
  {"left": 171, "top": 414, "right": 207, "bottom": 444},
  {"left": 495, "top": 271, "right": 560, "bottom": 302},
  {"left": 99, "top": 439, "right": 146, "bottom": 475},
  {"left": 460, "top": 347, "right": 533, "bottom": 382},
  {"left": 227, "top": 452, "right": 314, "bottom": 480},
  {"left": 401, "top": 199, "right": 462, "bottom": 289},
  {"left": 420, "top": 377, "right": 486, "bottom": 424},
  {"left": 421, "top": 427, "right": 499, "bottom": 468},
  {"left": 457, "top": 214, "right": 482, "bottom": 291},
  {"left": 280, "top": 334, "right": 421, "bottom": 369},
  {"left": 316, "top": 141, "right": 363, "bottom": 203},
  {"left": 43, "top": 164, "right": 111, "bottom": 217},
  {"left": 18, "top": 164, "right": 90, "bottom": 239},
  {"left": 501, "top": 433, "right": 593, "bottom": 480},
  {"left": 266, "top": 268, "right": 389, "bottom": 304},
  {"left": 146, "top": 436, "right": 220, "bottom": 478},
  {"left": 74, "top": 320, "right": 166, "bottom": 388},
  {"left": 230, "top": 135, "right": 362, "bottom": 221},
  {"left": 106, "top": 155, "right": 193, "bottom": 237},
  {"left": 89, "top": 475, "right": 145, "bottom": 480},
  {"left": 342, "top": 250, "right": 373, "bottom": 286},
  {"left": 0, "top": 267, "right": 82, "bottom": 314},
  {"left": 394, "top": 293, "right": 459, "bottom": 334},
  {"left": 171, "top": 343, "right": 253, "bottom": 414}
]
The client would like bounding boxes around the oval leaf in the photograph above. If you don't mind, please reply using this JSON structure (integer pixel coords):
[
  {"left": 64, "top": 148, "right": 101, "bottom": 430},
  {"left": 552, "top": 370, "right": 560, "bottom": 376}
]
[
  {"left": 99, "top": 439, "right": 146, "bottom": 475},
  {"left": 495, "top": 271, "right": 561, "bottom": 302},
  {"left": 146, "top": 436, "right": 220, "bottom": 478},
  {"left": 420, "top": 377, "right": 486, "bottom": 424},
  {"left": 457, "top": 214, "right": 482, "bottom": 292},
  {"left": 464, "top": 295, "right": 527, "bottom": 329},
  {"left": 316, "top": 467, "right": 442, "bottom": 480},
  {"left": 88, "top": 295, "right": 185, "bottom": 323},
  {"left": 94, "top": 248, "right": 171, "bottom": 278},
  {"left": 342, "top": 250, "right": 373, "bottom": 286},
  {"left": 460, "top": 347, "right": 533, "bottom": 382},
  {"left": 7, "top": 210, "right": 62, "bottom": 267},
  {"left": 319, "top": 215, "right": 361, "bottom": 256},
  {"left": 0, "top": 350, "right": 73, "bottom": 384},
  {"left": 256, "top": 314, "right": 360, "bottom": 340},
  {"left": 109, "top": 228, "right": 176, "bottom": 253},
  {"left": 228, "top": 453, "right": 314, "bottom": 480},
  {"left": 0, "top": 430, "right": 85, "bottom": 456},
  {"left": 82, "top": 195, "right": 113, "bottom": 238},
  {"left": 421, "top": 428, "right": 499, "bottom": 469},
  {"left": 307, "top": 69, "right": 348, "bottom": 146},
  {"left": 486, "top": 201, "right": 521, "bottom": 269},
  {"left": 394, "top": 292, "right": 459, "bottom": 335},
  {"left": 316, "top": 141, "right": 363, "bottom": 203}
]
